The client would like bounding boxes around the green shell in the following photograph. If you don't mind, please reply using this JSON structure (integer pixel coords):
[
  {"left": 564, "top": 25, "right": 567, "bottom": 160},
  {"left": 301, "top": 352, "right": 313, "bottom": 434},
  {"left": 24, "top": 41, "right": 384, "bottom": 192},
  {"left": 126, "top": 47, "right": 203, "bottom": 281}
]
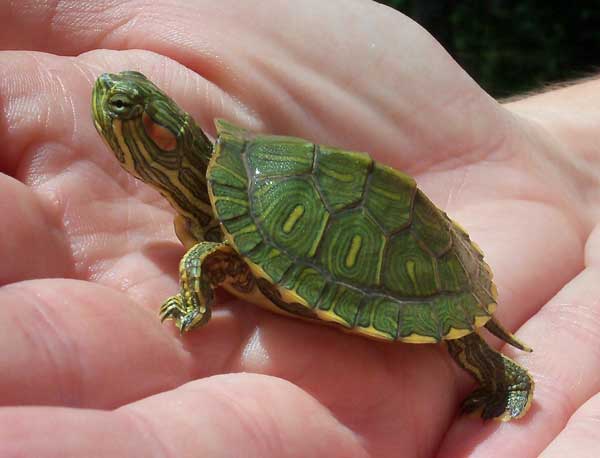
[{"left": 207, "top": 120, "right": 497, "bottom": 342}]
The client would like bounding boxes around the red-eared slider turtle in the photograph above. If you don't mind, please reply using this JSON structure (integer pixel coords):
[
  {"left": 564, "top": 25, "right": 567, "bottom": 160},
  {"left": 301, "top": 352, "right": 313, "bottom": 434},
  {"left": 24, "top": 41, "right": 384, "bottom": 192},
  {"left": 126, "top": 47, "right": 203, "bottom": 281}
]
[{"left": 92, "top": 71, "right": 534, "bottom": 421}]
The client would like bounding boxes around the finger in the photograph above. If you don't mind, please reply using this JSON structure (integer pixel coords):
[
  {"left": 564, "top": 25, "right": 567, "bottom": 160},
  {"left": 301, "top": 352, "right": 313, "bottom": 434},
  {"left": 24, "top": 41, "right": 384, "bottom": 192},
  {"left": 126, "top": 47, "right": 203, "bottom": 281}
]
[
  {"left": 0, "top": 50, "right": 254, "bottom": 288},
  {"left": 0, "top": 274, "right": 461, "bottom": 456},
  {"left": 437, "top": 265, "right": 600, "bottom": 457},
  {"left": 1, "top": 0, "right": 508, "bottom": 168},
  {"left": 539, "top": 393, "right": 600, "bottom": 458},
  {"left": 0, "top": 50, "right": 100, "bottom": 174},
  {"left": 0, "top": 278, "right": 247, "bottom": 408},
  {"left": 0, "top": 374, "right": 367, "bottom": 458},
  {"left": 0, "top": 274, "right": 455, "bottom": 458},
  {"left": 0, "top": 174, "right": 72, "bottom": 284},
  {"left": 0, "top": 272, "right": 456, "bottom": 456}
]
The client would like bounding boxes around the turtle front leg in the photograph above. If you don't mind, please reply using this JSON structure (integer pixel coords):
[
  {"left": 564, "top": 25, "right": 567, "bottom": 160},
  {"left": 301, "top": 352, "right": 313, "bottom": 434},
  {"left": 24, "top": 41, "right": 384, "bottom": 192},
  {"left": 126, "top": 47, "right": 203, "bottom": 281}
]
[
  {"left": 160, "top": 241, "right": 236, "bottom": 333},
  {"left": 446, "top": 332, "right": 534, "bottom": 421}
]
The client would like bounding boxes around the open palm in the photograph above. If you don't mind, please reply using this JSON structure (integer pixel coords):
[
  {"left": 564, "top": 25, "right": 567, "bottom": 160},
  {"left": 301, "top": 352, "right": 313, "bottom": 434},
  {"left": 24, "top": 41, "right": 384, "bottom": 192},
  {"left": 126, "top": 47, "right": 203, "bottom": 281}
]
[{"left": 2, "top": 1, "right": 599, "bottom": 457}]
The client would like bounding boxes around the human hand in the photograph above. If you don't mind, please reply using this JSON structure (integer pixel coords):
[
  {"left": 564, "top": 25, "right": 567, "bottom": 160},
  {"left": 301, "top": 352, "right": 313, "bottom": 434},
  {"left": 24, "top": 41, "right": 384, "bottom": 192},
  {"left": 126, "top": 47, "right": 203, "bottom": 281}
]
[{"left": 1, "top": 1, "right": 599, "bottom": 456}]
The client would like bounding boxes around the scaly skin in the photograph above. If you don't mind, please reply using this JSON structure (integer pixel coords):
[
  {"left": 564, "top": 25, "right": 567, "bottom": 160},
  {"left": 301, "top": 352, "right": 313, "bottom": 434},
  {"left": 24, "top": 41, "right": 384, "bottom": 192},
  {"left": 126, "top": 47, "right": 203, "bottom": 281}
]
[
  {"left": 447, "top": 332, "right": 534, "bottom": 421},
  {"left": 92, "top": 71, "right": 220, "bottom": 242},
  {"left": 159, "top": 241, "right": 224, "bottom": 332}
]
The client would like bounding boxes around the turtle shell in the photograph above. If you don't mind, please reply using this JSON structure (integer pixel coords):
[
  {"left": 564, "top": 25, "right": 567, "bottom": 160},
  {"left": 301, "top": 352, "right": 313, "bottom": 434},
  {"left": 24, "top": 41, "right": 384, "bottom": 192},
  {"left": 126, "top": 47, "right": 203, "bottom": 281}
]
[{"left": 206, "top": 120, "right": 497, "bottom": 343}]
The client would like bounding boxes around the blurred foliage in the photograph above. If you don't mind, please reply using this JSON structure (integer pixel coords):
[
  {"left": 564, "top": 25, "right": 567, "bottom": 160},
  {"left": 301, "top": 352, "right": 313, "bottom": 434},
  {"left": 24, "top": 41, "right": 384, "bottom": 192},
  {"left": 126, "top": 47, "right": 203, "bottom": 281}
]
[{"left": 377, "top": 1, "right": 600, "bottom": 98}]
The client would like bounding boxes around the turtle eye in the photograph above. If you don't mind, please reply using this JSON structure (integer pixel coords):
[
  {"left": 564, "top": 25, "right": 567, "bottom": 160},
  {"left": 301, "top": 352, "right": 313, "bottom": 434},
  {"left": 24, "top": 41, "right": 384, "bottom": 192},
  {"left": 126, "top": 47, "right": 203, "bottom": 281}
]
[{"left": 108, "top": 94, "right": 135, "bottom": 116}]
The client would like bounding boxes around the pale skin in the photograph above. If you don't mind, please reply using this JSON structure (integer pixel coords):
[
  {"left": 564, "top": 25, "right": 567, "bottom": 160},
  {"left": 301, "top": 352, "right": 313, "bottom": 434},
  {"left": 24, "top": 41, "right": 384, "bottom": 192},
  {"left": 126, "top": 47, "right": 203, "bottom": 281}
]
[{"left": 0, "top": 0, "right": 599, "bottom": 456}]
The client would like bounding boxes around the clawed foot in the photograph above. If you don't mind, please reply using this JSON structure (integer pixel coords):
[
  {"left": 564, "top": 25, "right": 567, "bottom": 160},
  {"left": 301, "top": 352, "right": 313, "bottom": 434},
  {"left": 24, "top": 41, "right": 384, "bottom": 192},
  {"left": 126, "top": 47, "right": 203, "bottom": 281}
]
[
  {"left": 159, "top": 295, "right": 211, "bottom": 333},
  {"left": 447, "top": 332, "right": 534, "bottom": 422},
  {"left": 461, "top": 382, "right": 533, "bottom": 421}
]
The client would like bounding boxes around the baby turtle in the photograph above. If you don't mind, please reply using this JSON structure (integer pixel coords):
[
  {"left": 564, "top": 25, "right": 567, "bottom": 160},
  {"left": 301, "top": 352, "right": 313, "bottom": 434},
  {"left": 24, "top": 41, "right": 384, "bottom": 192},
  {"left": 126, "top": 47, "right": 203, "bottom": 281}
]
[{"left": 92, "top": 71, "right": 534, "bottom": 421}]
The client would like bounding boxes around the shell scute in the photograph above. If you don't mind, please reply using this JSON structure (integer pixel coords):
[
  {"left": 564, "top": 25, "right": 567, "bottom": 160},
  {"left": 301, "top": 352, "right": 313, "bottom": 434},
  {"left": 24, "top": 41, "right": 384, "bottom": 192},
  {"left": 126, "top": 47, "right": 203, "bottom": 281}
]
[
  {"left": 211, "top": 120, "right": 248, "bottom": 189},
  {"left": 247, "top": 136, "right": 314, "bottom": 178},
  {"left": 437, "top": 249, "right": 470, "bottom": 293},
  {"left": 314, "top": 146, "right": 371, "bottom": 211},
  {"left": 383, "top": 231, "right": 439, "bottom": 296},
  {"left": 250, "top": 177, "right": 329, "bottom": 259},
  {"left": 364, "top": 163, "right": 416, "bottom": 233},
  {"left": 245, "top": 243, "right": 293, "bottom": 283},
  {"left": 211, "top": 183, "right": 249, "bottom": 221},
  {"left": 371, "top": 297, "right": 401, "bottom": 339},
  {"left": 317, "top": 208, "right": 386, "bottom": 288},
  {"left": 410, "top": 191, "right": 452, "bottom": 257},
  {"left": 281, "top": 264, "right": 327, "bottom": 306},
  {"left": 330, "top": 286, "right": 364, "bottom": 328}
]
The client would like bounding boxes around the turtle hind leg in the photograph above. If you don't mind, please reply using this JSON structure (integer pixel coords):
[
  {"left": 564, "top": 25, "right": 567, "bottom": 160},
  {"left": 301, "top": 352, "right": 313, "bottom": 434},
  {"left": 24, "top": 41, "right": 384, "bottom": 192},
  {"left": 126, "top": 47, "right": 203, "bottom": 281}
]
[
  {"left": 446, "top": 332, "right": 534, "bottom": 421},
  {"left": 160, "top": 241, "right": 240, "bottom": 333}
]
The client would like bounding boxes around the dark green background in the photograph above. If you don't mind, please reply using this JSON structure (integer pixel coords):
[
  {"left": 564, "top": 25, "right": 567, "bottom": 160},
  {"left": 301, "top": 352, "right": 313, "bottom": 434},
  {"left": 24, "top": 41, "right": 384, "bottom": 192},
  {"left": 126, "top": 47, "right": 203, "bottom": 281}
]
[{"left": 379, "top": 1, "right": 600, "bottom": 98}]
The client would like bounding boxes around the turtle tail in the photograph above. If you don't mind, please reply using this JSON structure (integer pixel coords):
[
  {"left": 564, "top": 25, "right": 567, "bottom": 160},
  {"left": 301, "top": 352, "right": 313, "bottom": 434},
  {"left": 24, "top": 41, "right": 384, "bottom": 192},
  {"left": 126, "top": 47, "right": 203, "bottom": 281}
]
[{"left": 485, "top": 316, "right": 532, "bottom": 353}]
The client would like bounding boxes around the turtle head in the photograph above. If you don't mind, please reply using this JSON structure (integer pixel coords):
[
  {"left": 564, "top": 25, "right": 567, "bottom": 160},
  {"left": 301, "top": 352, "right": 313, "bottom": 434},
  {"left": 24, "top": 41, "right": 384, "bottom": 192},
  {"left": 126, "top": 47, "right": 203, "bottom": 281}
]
[
  {"left": 92, "top": 71, "right": 216, "bottom": 238},
  {"left": 92, "top": 71, "right": 211, "bottom": 177}
]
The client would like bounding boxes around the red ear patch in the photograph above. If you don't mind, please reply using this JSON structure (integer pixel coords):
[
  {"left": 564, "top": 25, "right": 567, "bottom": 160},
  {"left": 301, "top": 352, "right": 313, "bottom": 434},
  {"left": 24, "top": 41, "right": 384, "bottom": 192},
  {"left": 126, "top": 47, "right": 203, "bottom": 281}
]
[{"left": 143, "top": 112, "right": 177, "bottom": 151}]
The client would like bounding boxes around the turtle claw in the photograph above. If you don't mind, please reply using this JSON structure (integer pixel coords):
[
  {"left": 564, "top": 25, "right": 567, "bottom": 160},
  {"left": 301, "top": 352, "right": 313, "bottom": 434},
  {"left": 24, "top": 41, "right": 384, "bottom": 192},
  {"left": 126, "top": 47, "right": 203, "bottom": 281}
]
[
  {"left": 159, "top": 296, "right": 181, "bottom": 321},
  {"left": 159, "top": 294, "right": 211, "bottom": 333},
  {"left": 178, "top": 307, "right": 211, "bottom": 333},
  {"left": 461, "top": 385, "right": 532, "bottom": 421},
  {"left": 461, "top": 388, "right": 508, "bottom": 420}
]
